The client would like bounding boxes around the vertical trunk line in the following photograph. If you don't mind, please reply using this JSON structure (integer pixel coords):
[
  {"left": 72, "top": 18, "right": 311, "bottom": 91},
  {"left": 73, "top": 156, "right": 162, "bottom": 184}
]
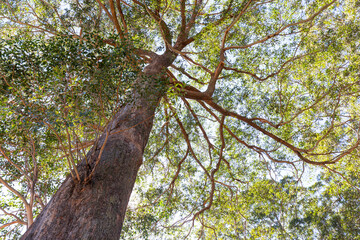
[{"left": 21, "top": 52, "right": 176, "bottom": 239}]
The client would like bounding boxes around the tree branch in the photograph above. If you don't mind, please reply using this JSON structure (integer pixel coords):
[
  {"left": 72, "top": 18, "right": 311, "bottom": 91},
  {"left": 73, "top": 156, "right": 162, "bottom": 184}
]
[{"left": 224, "top": 0, "right": 337, "bottom": 51}]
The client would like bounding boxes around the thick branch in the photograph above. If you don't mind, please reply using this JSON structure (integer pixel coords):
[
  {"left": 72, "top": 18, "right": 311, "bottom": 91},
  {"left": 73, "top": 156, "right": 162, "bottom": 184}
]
[{"left": 109, "top": 0, "right": 125, "bottom": 38}]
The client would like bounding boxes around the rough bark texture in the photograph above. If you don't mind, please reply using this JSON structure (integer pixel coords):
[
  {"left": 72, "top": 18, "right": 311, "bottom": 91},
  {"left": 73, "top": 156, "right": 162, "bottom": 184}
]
[{"left": 21, "top": 53, "right": 174, "bottom": 240}]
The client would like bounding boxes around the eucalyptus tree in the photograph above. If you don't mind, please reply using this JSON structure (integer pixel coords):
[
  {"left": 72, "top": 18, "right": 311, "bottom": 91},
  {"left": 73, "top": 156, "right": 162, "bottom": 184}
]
[{"left": 0, "top": 0, "right": 359, "bottom": 239}]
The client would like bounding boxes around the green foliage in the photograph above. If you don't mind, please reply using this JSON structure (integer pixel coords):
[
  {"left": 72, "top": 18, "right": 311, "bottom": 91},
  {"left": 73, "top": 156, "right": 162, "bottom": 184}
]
[
  {"left": 0, "top": 32, "right": 141, "bottom": 238},
  {"left": 1, "top": 0, "right": 360, "bottom": 239}
]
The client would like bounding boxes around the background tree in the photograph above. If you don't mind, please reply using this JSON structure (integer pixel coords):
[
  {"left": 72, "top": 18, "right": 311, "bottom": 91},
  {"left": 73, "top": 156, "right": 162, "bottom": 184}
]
[{"left": 0, "top": 0, "right": 359, "bottom": 239}]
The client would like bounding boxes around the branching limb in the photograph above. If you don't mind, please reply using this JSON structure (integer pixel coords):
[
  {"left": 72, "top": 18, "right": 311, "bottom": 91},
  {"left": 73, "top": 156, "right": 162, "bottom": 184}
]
[
  {"left": 131, "top": 0, "right": 172, "bottom": 48},
  {"left": 170, "top": 62, "right": 205, "bottom": 82},
  {"left": 223, "top": 52, "right": 316, "bottom": 82},
  {"left": 0, "top": 176, "right": 31, "bottom": 227},
  {"left": 224, "top": 0, "right": 337, "bottom": 51},
  {"left": 165, "top": 98, "right": 211, "bottom": 180},
  {"left": 205, "top": 99, "right": 338, "bottom": 165},
  {"left": 192, "top": 115, "right": 225, "bottom": 220},
  {"left": 0, "top": 206, "right": 26, "bottom": 226},
  {"left": 0, "top": 220, "right": 26, "bottom": 230},
  {"left": 109, "top": 0, "right": 125, "bottom": 38},
  {"left": 324, "top": 165, "right": 360, "bottom": 192},
  {"left": 0, "top": 147, "right": 32, "bottom": 183},
  {"left": 182, "top": 98, "right": 214, "bottom": 150},
  {"left": 116, "top": 0, "right": 128, "bottom": 33}
]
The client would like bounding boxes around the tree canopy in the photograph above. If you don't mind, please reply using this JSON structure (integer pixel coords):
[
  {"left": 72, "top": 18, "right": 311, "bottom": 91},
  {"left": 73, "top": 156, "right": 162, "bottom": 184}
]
[{"left": 0, "top": 0, "right": 360, "bottom": 239}]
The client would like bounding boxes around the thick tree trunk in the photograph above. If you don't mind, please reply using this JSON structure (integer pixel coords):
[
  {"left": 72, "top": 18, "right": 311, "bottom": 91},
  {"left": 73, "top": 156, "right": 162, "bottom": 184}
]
[{"left": 21, "top": 53, "right": 174, "bottom": 240}]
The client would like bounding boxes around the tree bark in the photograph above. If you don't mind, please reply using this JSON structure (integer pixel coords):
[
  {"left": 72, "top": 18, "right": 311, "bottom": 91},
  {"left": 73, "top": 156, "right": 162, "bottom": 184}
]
[{"left": 21, "top": 53, "right": 174, "bottom": 240}]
